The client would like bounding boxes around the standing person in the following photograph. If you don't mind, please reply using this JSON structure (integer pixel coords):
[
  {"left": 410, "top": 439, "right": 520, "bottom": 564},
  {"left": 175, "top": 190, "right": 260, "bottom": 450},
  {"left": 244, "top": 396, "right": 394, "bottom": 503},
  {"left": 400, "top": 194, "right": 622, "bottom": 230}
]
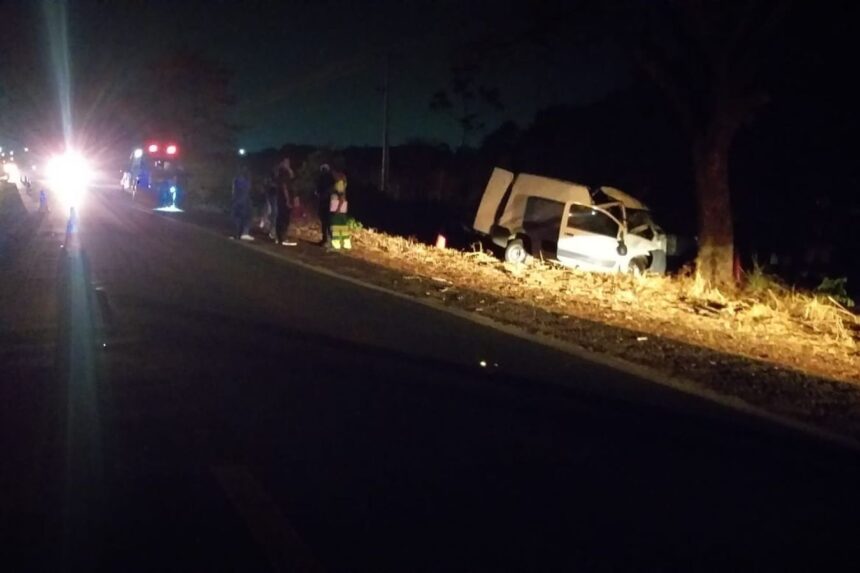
[
  {"left": 315, "top": 164, "right": 335, "bottom": 246},
  {"left": 329, "top": 171, "right": 351, "bottom": 249},
  {"left": 274, "top": 157, "right": 296, "bottom": 245},
  {"left": 275, "top": 155, "right": 294, "bottom": 221},
  {"left": 262, "top": 175, "right": 278, "bottom": 238},
  {"left": 231, "top": 166, "right": 254, "bottom": 240},
  {"left": 158, "top": 174, "right": 179, "bottom": 209},
  {"left": 168, "top": 174, "right": 179, "bottom": 208},
  {"left": 276, "top": 156, "right": 294, "bottom": 183},
  {"left": 274, "top": 176, "right": 296, "bottom": 246},
  {"left": 259, "top": 176, "right": 271, "bottom": 232},
  {"left": 63, "top": 206, "right": 78, "bottom": 248}
]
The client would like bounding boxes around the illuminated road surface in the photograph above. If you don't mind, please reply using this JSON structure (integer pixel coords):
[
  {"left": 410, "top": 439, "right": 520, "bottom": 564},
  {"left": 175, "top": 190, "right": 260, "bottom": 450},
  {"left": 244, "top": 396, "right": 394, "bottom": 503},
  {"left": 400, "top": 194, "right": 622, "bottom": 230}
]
[{"left": 2, "top": 189, "right": 860, "bottom": 572}]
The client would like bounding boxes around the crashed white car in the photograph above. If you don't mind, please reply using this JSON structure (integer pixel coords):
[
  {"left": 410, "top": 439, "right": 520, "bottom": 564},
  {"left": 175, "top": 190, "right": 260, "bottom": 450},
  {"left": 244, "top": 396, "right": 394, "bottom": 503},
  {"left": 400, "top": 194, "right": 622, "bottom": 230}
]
[{"left": 473, "top": 168, "right": 668, "bottom": 274}]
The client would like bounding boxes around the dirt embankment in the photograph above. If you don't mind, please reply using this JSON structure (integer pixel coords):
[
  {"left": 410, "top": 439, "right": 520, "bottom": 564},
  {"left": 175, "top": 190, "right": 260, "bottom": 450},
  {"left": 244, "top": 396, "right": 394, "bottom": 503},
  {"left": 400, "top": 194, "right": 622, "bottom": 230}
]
[{"left": 281, "top": 220, "right": 860, "bottom": 439}]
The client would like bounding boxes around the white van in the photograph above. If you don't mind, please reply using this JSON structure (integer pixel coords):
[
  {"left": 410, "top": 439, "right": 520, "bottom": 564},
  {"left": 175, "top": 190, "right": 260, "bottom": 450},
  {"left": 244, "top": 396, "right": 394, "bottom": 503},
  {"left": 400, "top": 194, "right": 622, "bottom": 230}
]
[{"left": 473, "top": 168, "right": 668, "bottom": 274}]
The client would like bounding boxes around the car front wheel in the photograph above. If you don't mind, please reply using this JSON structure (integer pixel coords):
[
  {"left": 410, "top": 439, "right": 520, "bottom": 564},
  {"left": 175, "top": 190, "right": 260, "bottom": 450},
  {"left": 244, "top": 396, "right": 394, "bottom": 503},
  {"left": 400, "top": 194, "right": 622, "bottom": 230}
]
[
  {"left": 648, "top": 249, "right": 667, "bottom": 275},
  {"left": 629, "top": 256, "right": 649, "bottom": 276},
  {"left": 504, "top": 239, "right": 528, "bottom": 264}
]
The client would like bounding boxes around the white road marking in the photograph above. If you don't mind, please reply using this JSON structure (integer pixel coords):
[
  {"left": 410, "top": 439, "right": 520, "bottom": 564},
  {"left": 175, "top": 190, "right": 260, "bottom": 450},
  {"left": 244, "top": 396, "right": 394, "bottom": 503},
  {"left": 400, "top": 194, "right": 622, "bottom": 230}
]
[{"left": 213, "top": 465, "right": 325, "bottom": 573}]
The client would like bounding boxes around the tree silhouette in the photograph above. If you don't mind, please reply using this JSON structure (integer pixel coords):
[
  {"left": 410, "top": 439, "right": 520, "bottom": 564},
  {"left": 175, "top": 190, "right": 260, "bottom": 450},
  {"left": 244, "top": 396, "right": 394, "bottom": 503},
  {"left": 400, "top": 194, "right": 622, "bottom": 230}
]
[
  {"left": 617, "top": 0, "right": 791, "bottom": 286},
  {"left": 0, "top": 5, "right": 54, "bottom": 145},
  {"left": 430, "top": 62, "right": 503, "bottom": 149},
  {"left": 132, "top": 51, "right": 237, "bottom": 155},
  {"left": 126, "top": 50, "right": 239, "bottom": 202}
]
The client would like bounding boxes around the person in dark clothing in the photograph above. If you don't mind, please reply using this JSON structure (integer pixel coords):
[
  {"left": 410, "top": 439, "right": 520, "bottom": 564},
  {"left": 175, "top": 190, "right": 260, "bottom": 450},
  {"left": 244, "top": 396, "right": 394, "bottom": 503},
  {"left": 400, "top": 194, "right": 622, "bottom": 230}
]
[
  {"left": 273, "top": 158, "right": 296, "bottom": 245},
  {"left": 315, "top": 163, "right": 335, "bottom": 246},
  {"left": 274, "top": 179, "right": 295, "bottom": 245},
  {"left": 263, "top": 175, "right": 279, "bottom": 238},
  {"left": 231, "top": 167, "right": 253, "bottom": 240},
  {"left": 276, "top": 156, "right": 294, "bottom": 184}
]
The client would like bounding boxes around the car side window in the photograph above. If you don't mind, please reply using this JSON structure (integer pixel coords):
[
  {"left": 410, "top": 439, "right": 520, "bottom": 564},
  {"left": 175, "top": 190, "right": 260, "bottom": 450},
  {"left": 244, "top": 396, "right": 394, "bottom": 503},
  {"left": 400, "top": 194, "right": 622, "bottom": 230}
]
[
  {"left": 567, "top": 205, "right": 619, "bottom": 237},
  {"left": 523, "top": 197, "right": 565, "bottom": 232}
]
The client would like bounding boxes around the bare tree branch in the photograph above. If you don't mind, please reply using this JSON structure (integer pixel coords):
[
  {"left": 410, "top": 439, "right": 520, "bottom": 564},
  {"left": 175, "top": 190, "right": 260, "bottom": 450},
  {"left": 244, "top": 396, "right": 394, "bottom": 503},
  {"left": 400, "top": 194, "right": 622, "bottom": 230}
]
[
  {"left": 728, "top": 0, "right": 793, "bottom": 94},
  {"left": 634, "top": 46, "right": 696, "bottom": 134}
]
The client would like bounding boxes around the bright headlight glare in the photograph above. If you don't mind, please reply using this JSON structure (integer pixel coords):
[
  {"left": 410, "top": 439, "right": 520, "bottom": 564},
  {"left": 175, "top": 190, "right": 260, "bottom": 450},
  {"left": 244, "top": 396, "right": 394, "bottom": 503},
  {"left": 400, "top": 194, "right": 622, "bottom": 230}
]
[
  {"left": 2, "top": 162, "right": 20, "bottom": 180},
  {"left": 46, "top": 151, "right": 92, "bottom": 209}
]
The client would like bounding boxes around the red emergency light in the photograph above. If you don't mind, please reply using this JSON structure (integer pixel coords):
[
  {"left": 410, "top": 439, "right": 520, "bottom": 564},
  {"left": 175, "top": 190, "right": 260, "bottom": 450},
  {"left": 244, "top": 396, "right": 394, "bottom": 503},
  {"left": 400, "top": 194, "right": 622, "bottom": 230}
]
[
  {"left": 166, "top": 144, "right": 177, "bottom": 155},
  {"left": 148, "top": 144, "right": 159, "bottom": 153}
]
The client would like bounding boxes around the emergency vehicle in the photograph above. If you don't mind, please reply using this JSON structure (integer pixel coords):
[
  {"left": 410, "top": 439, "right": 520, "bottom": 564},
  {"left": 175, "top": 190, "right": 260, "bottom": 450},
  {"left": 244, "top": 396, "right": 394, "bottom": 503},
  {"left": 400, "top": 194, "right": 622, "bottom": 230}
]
[{"left": 121, "top": 141, "right": 185, "bottom": 208}]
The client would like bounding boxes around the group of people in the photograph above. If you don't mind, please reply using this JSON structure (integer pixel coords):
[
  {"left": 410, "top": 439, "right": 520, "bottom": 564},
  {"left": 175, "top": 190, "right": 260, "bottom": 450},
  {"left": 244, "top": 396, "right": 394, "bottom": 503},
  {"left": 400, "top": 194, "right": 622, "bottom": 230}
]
[
  {"left": 230, "top": 157, "right": 296, "bottom": 245},
  {"left": 231, "top": 156, "right": 351, "bottom": 250}
]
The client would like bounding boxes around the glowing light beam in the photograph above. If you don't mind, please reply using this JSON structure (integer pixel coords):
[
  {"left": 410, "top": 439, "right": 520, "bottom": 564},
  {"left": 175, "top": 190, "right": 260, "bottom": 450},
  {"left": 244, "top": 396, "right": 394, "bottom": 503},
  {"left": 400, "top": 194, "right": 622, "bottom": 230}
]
[{"left": 43, "top": 0, "right": 74, "bottom": 146}]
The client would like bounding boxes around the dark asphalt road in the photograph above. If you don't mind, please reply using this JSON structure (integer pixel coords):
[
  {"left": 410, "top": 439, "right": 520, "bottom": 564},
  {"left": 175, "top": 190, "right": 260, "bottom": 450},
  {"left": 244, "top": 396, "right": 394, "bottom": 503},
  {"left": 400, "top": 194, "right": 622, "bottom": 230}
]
[{"left": 2, "top": 190, "right": 860, "bottom": 572}]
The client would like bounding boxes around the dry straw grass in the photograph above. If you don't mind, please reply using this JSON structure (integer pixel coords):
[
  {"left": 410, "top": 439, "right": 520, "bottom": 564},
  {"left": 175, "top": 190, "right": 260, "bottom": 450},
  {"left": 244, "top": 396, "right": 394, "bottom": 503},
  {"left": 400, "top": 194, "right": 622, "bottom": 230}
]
[{"left": 295, "top": 223, "right": 859, "bottom": 383}]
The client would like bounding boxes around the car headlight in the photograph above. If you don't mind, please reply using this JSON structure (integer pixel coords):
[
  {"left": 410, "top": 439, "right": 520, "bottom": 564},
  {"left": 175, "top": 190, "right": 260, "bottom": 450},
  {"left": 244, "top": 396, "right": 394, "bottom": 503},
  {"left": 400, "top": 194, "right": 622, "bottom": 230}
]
[
  {"left": 46, "top": 151, "right": 92, "bottom": 210},
  {"left": 2, "top": 162, "right": 20, "bottom": 182}
]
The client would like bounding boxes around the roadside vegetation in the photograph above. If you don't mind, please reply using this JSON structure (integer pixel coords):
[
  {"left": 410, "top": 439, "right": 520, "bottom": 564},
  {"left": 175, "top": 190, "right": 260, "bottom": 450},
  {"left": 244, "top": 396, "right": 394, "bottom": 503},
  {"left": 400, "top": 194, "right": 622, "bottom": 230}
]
[
  {"left": 289, "top": 220, "right": 858, "bottom": 385},
  {"left": 265, "top": 217, "right": 860, "bottom": 438},
  {"left": 274, "top": 217, "right": 860, "bottom": 439}
]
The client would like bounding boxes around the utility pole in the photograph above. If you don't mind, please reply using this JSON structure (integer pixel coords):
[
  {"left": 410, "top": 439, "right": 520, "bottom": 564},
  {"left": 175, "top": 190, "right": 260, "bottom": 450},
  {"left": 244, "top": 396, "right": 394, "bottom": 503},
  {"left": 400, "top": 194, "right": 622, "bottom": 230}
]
[{"left": 380, "top": 54, "right": 390, "bottom": 195}]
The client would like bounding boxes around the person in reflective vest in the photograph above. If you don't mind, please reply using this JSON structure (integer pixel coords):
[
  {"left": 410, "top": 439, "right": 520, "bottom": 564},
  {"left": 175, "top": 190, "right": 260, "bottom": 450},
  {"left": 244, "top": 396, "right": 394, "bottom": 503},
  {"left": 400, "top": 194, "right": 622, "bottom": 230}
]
[{"left": 329, "top": 172, "right": 351, "bottom": 249}]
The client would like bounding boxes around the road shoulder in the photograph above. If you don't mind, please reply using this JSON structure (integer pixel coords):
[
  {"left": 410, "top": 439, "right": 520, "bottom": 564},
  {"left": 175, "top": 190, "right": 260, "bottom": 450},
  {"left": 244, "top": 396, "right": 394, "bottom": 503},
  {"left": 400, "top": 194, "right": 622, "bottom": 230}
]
[{"left": 145, "top": 202, "right": 860, "bottom": 449}]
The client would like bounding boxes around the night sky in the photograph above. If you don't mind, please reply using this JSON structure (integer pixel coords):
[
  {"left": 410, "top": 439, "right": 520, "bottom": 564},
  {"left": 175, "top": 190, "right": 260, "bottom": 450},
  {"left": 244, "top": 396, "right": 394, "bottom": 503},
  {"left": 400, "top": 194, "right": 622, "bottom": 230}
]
[
  {"left": 11, "top": 0, "right": 629, "bottom": 150},
  {"left": 2, "top": 1, "right": 855, "bottom": 155}
]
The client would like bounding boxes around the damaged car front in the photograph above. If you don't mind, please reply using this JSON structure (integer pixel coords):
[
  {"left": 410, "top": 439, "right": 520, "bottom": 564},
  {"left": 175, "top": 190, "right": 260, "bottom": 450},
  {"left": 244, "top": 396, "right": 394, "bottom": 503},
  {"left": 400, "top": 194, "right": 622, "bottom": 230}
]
[{"left": 559, "top": 186, "right": 668, "bottom": 275}]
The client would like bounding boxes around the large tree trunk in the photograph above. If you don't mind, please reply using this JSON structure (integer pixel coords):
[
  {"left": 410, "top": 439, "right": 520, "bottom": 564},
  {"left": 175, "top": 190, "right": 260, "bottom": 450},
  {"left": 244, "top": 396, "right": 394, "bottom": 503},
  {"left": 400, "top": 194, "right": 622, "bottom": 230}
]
[{"left": 693, "top": 130, "right": 735, "bottom": 287}]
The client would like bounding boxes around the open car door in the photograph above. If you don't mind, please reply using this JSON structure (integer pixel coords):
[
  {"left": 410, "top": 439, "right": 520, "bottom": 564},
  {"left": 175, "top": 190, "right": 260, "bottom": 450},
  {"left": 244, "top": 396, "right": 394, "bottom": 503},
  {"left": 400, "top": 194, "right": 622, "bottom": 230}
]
[
  {"left": 473, "top": 168, "right": 515, "bottom": 235},
  {"left": 557, "top": 203, "right": 625, "bottom": 272}
]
